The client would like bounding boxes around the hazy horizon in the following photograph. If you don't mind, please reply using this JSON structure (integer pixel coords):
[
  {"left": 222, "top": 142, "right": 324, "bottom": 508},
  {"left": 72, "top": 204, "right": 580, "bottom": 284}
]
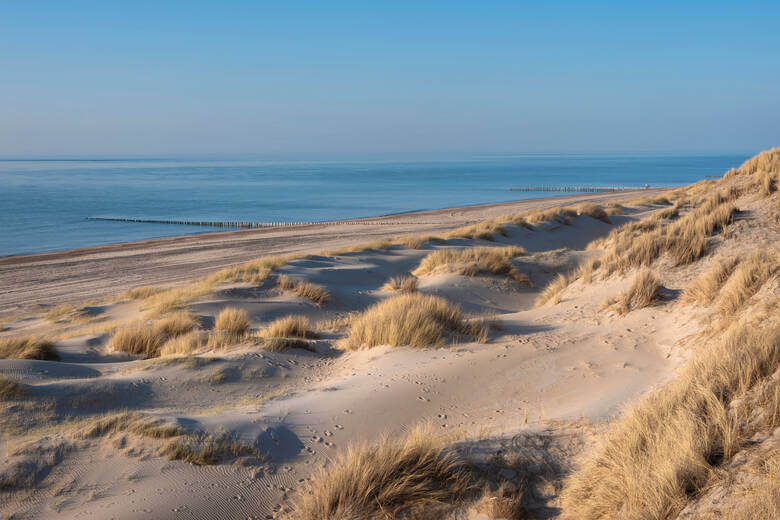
[{"left": 2, "top": 2, "right": 779, "bottom": 156}]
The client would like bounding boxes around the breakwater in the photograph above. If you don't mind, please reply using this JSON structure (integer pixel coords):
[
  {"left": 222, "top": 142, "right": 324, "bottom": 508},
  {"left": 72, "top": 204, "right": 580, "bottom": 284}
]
[
  {"left": 85, "top": 216, "right": 423, "bottom": 229},
  {"left": 509, "top": 186, "right": 631, "bottom": 192}
]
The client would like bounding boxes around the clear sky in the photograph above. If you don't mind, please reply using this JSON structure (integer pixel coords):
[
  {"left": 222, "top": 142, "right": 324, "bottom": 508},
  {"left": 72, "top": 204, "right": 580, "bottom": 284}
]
[{"left": 1, "top": 1, "right": 778, "bottom": 156}]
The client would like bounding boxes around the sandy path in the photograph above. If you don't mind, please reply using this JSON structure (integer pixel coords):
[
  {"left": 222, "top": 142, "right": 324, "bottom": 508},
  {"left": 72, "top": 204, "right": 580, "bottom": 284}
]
[{"left": 0, "top": 189, "right": 666, "bottom": 317}]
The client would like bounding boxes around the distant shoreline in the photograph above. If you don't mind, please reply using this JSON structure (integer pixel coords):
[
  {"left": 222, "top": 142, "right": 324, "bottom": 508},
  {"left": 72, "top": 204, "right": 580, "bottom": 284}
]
[{"left": 0, "top": 188, "right": 668, "bottom": 262}]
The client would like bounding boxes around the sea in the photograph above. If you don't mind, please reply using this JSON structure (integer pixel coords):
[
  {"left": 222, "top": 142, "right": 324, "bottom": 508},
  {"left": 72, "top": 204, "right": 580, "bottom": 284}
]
[{"left": 0, "top": 153, "right": 749, "bottom": 257}]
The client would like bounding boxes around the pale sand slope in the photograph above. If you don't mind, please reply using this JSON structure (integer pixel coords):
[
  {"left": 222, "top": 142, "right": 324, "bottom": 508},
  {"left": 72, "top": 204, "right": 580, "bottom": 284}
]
[
  {"left": 0, "top": 195, "right": 714, "bottom": 520},
  {"left": 0, "top": 188, "right": 669, "bottom": 318}
]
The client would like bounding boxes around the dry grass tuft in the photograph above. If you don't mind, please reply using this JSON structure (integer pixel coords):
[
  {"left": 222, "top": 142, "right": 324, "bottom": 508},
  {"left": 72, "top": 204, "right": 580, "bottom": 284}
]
[
  {"left": 80, "top": 412, "right": 184, "bottom": 439},
  {"left": 412, "top": 246, "right": 529, "bottom": 284},
  {"left": 44, "top": 303, "right": 86, "bottom": 323},
  {"left": 0, "top": 337, "right": 60, "bottom": 361},
  {"left": 263, "top": 337, "right": 315, "bottom": 352},
  {"left": 576, "top": 203, "right": 611, "bottom": 223},
  {"left": 277, "top": 275, "right": 330, "bottom": 306},
  {"left": 122, "top": 285, "right": 165, "bottom": 300},
  {"left": 0, "top": 377, "right": 27, "bottom": 400},
  {"left": 159, "top": 331, "right": 207, "bottom": 357},
  {"left": 535, "top": 273, "right": 571, "bottom": 307},
  {"left": 164, "top": 432, "right": 260, "bottom": 465},
  {"left": 142, "top": 281, "right": 214, "bottom": 317},
  {"left": 681, "top": 257, "right": 740, "bottom": 305},
  {"left": 612, "top": 269, "right": 663, "bottom": 315},
  {"left": 716, "top": 250, "right": 779, "bottom": 317},
  {"left": 474, "top": 482, "right": 526, "bottom": 519},
  {"left": 524, "top": 207, "right": 577, "bottom": 225},
  {"left": 259, "top": 315, "right": 319, "bottom": 339},
  {"left": 561, "top": 312, "right": 780, "bottom": 520},
  {"left": 110, "top": 323, "right": 166, "bottom": 358},
  {"left": 576, "top": 258, "right": 601, "bottom": 285},
  {"left": 292, "top": 425, "right": 474, "bottom": 519},
  {"left": 153, "top": 312, "right": 199, "bottom": 338},
  {"left": 342, "top": 294, "right": 488, "bottom": 349},
  {"left": 446, "top": 220, "right": 507, "bottom": 241},
  {"left": 215, "top": 307, "right": 251, "bottom": 338},
  {"left": 381, "top": 275, "right": 419, "bottom": 293},
  {"left": 395, "top": 234, "right": 439, "bottom": 249},
  {"left": 211, "top": 254, "right": 294, "bottom": 285}
]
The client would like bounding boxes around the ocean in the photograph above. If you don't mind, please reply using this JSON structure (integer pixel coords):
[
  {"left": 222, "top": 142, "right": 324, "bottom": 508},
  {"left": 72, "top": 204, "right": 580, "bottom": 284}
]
[{"left": 0, "top": 153, "right": 748, "bottom": 256}]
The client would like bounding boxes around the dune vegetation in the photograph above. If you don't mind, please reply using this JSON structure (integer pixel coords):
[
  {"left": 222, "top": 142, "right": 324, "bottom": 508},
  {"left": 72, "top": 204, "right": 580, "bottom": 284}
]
[
  {"left": 0, "top": 337, "right": 60, "bottom": 361},
  {"left": 342, "top": 293, "right": 488, "bottom": 349},
  {"left": 214, "top": 307, "right": 250, "bottom": 338},
  {"left": 259, "top": 315, "right": 318, "bottom": 340},
  {"left": 293, "top": 426, "right": 474, "bottom": 520},
  {"left": 381, "top": 275, "right": 419, "bottom": 293},
  {"left": 277, "top": 274, "right": 330, "bottom": 306},
  {"left": 412, "top": 246, "right": 529, "bottom": 283}
]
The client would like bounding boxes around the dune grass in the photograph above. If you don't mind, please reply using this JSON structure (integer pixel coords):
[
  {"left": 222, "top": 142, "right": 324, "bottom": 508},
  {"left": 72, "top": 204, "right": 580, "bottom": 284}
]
[
  {"left": 210, "top": 254, "right": 296, "bottom": 285},
  {"left": 0, "top": 337, "right": 60, "bottom": 361},
  {"left": 215, "top": 307, "right": 250, "bottom": 338},
  {"left": 80, "top": 412, "right": 184, "bottom": 439},
  {"left": 341, "top": 294, "right": 488, "bottom": 349},
  {"left": 381, "top": 275, "right": 419, "bottom": 293},
  {"left": 159, "top": 330, "right": 207, "bottom": 357},
  {"left": 412, "top": 246, "right": 529, "bottom": 284},
  {"left": 122, "top": 285, "right": 165, "bottom": 300},
  {"left": 681, "top": 257, "right": 740, "bottom": 305},
  {"left": 110, "top": 322, "right": 166, "bottom": 358},
  {"left": 716, "top": 250, "right": 779, "bottom": 318},
  {"left": 446, "top": 219, "right": 507, "bottom": 241},
  {"left": 163, "top": 432, "right": 260, "bottom": 465},
  {"left": 560, "top": 309, "right": 780, "bottom": 520},
  {"left": 534, "top": 273, "right": 571, "bottom": 307},
  {"left": 142, "top": 281, "right": 214, "bottom": 317},
  {"left": 292, "top": 425, "right": 474, "bottom": 519},
  {"left": 575, "top": 203, "right": 612, "bottom": 223},
  {"left": 153, "top": 311, "right": 199, "bottom": 338},
  {"left": 612, "top": 269, "right": 663, "bottom": 315},
  {"left": 44, "top": 303, "right": 86, "bottom": 323},
  {"left": 524, "top": 207, "right": 577, "bottom": 225},
  {"left": 259, "top": 315, "right": 318, "bottom": 339},
  {"left": 0, "top": 377, "right": 27, "bottom": 401},
  {"left": 277, "top": 275, "right": 330, "bottom": 306}
]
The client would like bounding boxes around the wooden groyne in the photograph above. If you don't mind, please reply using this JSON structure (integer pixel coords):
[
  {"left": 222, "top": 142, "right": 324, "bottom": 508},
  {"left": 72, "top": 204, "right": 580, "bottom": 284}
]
[
  {"left": 509, "top": 186, "right": 630, "bottom": 192},
  {"left": 85, "top": 216, "right": 425, "bottom": 229}
]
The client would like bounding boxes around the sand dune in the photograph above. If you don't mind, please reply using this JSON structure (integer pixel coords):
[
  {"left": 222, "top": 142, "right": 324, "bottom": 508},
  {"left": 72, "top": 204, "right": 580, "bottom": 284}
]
[{"left": 0, "top": 154, "right": 778, "bottom": 520}]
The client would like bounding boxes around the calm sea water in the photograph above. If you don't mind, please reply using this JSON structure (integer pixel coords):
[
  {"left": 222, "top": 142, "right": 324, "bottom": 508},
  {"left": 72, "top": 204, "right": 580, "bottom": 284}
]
[{"left": 0, "top": 153, "right": 748, "bottom": 256}]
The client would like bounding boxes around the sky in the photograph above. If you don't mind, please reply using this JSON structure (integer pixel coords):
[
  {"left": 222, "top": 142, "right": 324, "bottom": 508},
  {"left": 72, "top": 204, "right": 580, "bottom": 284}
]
[{"left": 1, "top": 1, "right": 779, "bottom": 156}]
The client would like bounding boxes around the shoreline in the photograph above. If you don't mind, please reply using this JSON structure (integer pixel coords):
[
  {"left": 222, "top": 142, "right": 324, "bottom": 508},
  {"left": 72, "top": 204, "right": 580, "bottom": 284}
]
[
  {"left": 0, "top": 188, "right": 666, "bottom": 264},
  {"left": 0, "top": 188, "right": 670, "bottom": 316}
]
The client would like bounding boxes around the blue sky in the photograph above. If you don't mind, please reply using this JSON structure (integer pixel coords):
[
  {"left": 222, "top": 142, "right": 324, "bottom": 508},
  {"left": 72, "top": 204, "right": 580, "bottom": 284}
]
[{"left": 1, "top": 1, "right": 778, "bottom": 155}]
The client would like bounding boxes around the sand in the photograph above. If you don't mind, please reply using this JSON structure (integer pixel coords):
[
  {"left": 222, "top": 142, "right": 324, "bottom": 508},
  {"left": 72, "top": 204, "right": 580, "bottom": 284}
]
[{"left": 0, "top": 187, "right": 710, "bottom": 519}]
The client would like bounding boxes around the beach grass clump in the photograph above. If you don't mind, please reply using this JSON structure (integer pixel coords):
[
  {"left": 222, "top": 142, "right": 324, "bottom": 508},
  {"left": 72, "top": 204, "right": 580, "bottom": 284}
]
[
  {"left": 0, "top": 337, "right": 60, "bottom": 361},
  {"left": 122, "top": 285, "right": 165, "bottom": 300},
  {"left": 80, "top": 412, "right": 184, "bottom": 439},
  {"left": 263, "top": 337, "right": 315, "bottom": 352},
  {"left": 575, "top": 203, "right": 612, "bottom": 223},
  {"left": 524, "top": 207, "right": 577, "bottom": 226},
  {"left": 110, "top": 323, "right": 167, "bottom": 358},
  {"left": 0, "top": 377, "right": 28, "bottom": 401},
  {"left": 159, "top": 331, "right": 207, "bottom": 357},
  {"left": 210, "top": 254, "right": 296, "bottom": 285},
  {"left": 381, "top": 275, "right": 419, "bottom": 293},
  {"left": 342, "top": 294, "right": 487, "bottom": 349},
  {"left": 534, "top": 273, "right": 571, "bottom": 307},
  {"left": 412, "top": 246, "right": 529, "bottom": 284},
  {"left": 612, "top": 269, "right": 663, "bottom": 315},
  {"left": 735, "top": 146, "right": 780, "bottom": 196},
  {"left": 716, "top": 250, "right": 779, "bottom": 318},
  {"left": 163, "top": 432, "right": 260, "bottom": 466},
  {"left": 292, "top": 425, "right": 474, "bottom": 519},
  {"left": 142, "top": 281, "right": 214, "bottom": 317},
  {"left": 259, "top": 315, "right": 319, "bottom": 340},
  {"left": 681, "top": 257, "right": 740, "bottom": 305},
  {"left": 153, "top": 311, "right": 199, "bottom": 338},
  {"left": 214, "top": 307, "right": 251, "bottom": 338},
  {"left": 395, "top": 234, "right": 439, "bottom": 249},
  {"left": 560, "top": 311, "right": 780, "bottom": 520},
  {"left": 446, "top": 219, "right": 507, "bottom": 241},
  {"left": 44, "top": 303, "right": 86, "bottom": 323},
  {"left": 277, "top": 275, "right": 330, "bottom": 306}
]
